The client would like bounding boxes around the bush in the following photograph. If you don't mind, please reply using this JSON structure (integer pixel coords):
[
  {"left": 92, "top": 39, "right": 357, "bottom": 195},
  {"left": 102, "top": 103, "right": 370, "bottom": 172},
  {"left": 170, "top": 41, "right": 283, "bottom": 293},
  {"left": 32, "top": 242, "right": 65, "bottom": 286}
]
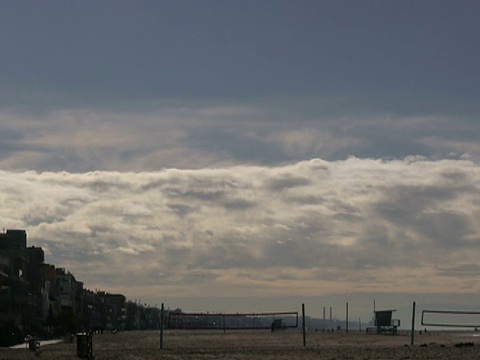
[{"left": 0, "top": 318, "right": 25, "bottom": 347}]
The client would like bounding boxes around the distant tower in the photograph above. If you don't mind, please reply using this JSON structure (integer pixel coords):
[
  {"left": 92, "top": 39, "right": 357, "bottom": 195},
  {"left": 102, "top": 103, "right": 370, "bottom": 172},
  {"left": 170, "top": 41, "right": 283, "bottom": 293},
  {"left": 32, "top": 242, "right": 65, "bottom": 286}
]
[
  {"left": 330, "top": 307, "right": 332, "bottom": 321},
  {"left": 323, "top": 307, "right": 326, "bottom": 320}
]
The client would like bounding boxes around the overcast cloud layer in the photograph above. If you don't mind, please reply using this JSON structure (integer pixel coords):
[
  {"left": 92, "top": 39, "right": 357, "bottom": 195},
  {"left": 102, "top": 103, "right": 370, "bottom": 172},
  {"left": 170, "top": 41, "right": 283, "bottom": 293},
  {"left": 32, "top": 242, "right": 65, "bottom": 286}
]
[
  {"left": 1, "top": 158, "right": 479, "bottom": 303},
  {"left": 1, "top": 103, "right": 479, "bottom": 173},
  {"left": 1, "top": 1, "right": 480, "bottom": 314}
]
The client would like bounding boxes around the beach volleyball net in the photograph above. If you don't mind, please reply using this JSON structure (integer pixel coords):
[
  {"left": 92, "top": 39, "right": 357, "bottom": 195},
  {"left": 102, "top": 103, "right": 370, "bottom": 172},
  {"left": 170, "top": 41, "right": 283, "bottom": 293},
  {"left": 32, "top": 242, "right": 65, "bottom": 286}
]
[
  {"left": 421, "top": 309, "right": 480, "bottom": 328},
  {"left": 168, "top": 311, "right": 298, "bottom": 330}
]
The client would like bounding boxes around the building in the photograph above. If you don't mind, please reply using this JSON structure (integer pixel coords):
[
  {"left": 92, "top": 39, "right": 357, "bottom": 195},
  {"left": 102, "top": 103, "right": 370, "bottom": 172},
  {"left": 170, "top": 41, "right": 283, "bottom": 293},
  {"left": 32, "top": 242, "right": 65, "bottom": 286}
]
[
  {"left": 0, "top": 230, "right": 35, "bottom": 334},
  {"left": 27, "top": 246, "right": 45, "bottom": 322},
  {"left": 98, "top": 292, "right": 127, "bottom": 330},
  {"left": 0, "top": 228, "right": 160, "bottom": 342}
]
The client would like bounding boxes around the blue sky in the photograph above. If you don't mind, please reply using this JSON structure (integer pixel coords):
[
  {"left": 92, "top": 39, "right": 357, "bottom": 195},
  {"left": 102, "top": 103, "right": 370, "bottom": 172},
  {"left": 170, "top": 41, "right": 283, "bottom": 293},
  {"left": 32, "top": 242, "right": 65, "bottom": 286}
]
[{"left": 1, "top": 1, "right": 480, "bottom": 321}]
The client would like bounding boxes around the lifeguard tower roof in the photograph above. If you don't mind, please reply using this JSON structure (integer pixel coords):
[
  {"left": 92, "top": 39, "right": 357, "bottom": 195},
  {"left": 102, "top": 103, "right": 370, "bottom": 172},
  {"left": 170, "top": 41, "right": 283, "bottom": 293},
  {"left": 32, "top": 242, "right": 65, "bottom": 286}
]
[{"left": 374, "top": 309, "right": 397, "bottom": 327}]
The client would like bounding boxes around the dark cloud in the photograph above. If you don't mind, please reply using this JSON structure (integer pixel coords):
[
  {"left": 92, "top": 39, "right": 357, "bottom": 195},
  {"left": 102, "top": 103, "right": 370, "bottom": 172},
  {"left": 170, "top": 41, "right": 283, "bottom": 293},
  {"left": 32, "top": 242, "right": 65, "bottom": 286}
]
[
  {"left": 436, "top": 264, "right": 480, "bottom": 278},
  {"left": 221, "top": 198, "right": 256, "bottom": 211},
  {"left": 264, "top": 176, "right": 311, "bottom": 191},
  {"left": 166, "top": 203, "right": 196, "bottom": 217},
  {"left": 1, "top": 1, "right": 479, "bottom": 113},
  {"left": 374, "top": 183, "right": 477, "bottom": 251}
]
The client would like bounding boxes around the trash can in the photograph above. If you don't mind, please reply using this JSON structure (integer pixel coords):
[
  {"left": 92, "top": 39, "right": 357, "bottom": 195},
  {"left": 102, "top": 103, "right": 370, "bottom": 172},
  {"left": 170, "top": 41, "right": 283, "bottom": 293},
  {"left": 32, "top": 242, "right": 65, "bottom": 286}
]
[
  {"left": 28, "top": 338, "right": 39, "bottom": 352},
  {"left": 76, "top": 333, "right": 93, "bottom": 359}
]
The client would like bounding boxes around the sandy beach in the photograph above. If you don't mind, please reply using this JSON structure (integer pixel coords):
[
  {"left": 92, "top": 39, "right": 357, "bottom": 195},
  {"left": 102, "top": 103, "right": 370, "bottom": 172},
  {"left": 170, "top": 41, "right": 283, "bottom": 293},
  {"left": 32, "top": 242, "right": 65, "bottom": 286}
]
[{"left": 1, "top": 329, "right": 479, "bottom": 359}]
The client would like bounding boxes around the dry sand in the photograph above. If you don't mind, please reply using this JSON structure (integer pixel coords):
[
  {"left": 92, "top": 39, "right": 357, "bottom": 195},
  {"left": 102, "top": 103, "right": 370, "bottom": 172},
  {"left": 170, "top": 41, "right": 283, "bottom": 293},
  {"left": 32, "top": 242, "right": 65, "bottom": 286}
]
[{"left": 1, "top": 329, "right": 479, "bottom": 359}]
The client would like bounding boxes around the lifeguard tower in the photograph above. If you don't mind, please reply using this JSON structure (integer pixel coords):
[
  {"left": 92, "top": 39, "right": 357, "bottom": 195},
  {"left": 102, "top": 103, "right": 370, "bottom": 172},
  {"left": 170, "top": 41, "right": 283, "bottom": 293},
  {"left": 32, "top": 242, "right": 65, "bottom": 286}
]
[{"left": 374, "top": 309, "right": 400, "bottom": 334}]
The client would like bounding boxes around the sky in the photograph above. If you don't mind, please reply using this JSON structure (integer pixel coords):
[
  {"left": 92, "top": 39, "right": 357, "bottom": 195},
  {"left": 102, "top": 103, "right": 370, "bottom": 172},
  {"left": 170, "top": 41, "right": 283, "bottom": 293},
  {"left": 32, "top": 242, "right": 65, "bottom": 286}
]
[{"left": 1, "top": 1, "right": 480, "bottom": 324}]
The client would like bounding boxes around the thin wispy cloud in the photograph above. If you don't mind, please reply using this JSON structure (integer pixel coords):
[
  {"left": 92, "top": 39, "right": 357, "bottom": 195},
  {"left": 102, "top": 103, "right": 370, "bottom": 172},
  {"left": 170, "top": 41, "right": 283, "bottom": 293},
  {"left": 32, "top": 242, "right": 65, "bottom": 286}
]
[{"left": 1, "top": 103, "right": 478, "bottom": 172}]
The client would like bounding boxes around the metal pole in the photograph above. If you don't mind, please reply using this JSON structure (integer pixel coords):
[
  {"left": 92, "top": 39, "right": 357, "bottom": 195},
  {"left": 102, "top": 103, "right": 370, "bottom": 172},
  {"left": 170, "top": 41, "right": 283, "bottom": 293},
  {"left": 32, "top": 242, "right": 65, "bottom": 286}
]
[
  {"left": 346, "top": 302, "right": 349, "bottom": 333},
  {"left": 302, "top": 303, "right": 306, "bottom": 347},
  {"left": 160, "top": 303, "right": 164, "bottom": 350},
  {"left": 410, "top": 301, "right": 416, "bottom": 346}
]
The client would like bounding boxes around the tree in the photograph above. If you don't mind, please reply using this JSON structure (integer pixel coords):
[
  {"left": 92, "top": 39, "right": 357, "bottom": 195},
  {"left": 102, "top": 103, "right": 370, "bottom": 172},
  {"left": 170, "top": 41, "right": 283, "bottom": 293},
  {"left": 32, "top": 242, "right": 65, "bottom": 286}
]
[{"left": 57, "top": 308, "right": 78, "bottom": 335}]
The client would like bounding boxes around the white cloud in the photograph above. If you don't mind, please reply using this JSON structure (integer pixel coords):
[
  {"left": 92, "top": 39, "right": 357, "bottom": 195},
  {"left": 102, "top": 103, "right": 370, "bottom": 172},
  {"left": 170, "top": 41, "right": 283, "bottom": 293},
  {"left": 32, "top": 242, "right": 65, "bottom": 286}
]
[{"left": 1, "top": 157, "right": 479, "bottom": 300}]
